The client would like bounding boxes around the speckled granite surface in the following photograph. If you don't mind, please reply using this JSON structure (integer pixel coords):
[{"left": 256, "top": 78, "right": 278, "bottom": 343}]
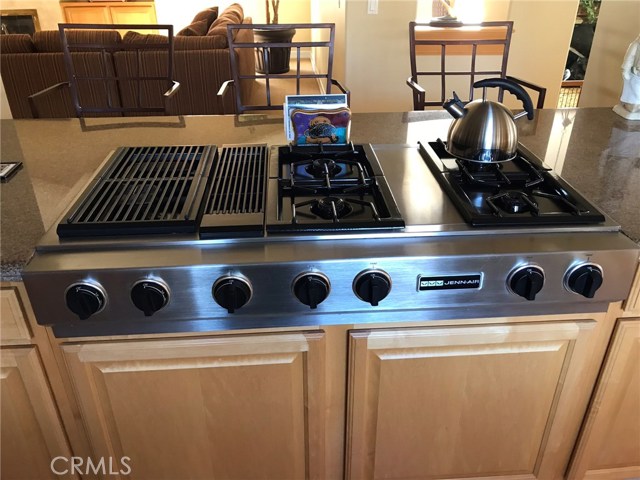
[
  {"left": 1, "top": 109, "right": 638, "bottom": 281},
  {"left": 517, "top": 108, "right": 640, "bottom": 245}
]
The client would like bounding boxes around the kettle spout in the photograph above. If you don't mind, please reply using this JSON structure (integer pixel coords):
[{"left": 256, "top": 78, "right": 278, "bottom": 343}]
[{"left": 443, "top": 91, "right": 467, "bottom": 119}]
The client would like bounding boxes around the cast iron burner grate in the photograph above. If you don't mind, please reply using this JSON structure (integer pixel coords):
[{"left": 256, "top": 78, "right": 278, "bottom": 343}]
[
  {"left": 306, "top": 158, "right": 342, "bottom": 178},
  {"left": 456, "top": 158, "right": 544, "bottom": 189},
  {"left": 419, "top": 140, "right": 606, "bottom": 226},
  {"left": 293, "top": 196, "right": 383, "bottom": 223},
  {"left": 267, "top": 143, "right": 404, "bottom": 233},
  {"left": 277, "top": 143, "right": 385, "bottom": 180},
  {"left": 308, "top": 197, "right": 353, "bottom": 219},
  {"left": 57, "top": 145, "right": 216, "bottom": 237},
  {"left": 488, "top": 191, "right": 538, "bottom": 215},
  {"left": 287, "top": 157, "right": 371, "bottom": 195}
]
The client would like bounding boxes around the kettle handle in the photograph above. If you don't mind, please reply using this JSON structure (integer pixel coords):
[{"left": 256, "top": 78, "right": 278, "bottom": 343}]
[{"left": 473, "top": 78, "right": 535, "bottom": 120}]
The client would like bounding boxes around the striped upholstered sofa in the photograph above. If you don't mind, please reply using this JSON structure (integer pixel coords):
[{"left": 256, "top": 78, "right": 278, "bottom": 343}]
[{"left": 0, "top": 4, "right": 254, "bottom": 118}]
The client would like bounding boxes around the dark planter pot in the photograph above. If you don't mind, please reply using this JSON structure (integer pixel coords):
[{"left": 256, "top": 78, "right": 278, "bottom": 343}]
[{"left": 254, "top": 27, "right": 296, "bottom": 74}]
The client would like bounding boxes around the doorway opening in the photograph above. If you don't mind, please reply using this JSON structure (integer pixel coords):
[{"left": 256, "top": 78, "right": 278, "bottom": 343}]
[
  {"left": 0, "top": 9, "right": 40, "bottom": 35},
  {"left": 558, "top": 0, "right": 601, "bottom": 108}
]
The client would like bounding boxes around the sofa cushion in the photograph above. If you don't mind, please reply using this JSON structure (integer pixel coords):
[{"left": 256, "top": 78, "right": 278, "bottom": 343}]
[
  {"left": 123, "top": 31, "right": 169, "bottom": 45},
  {"left": 0, "top": 51, "right": 121, "bottom": 118},
  {"left": 206, "top": 3, "right": 244, "bottom": 47},
  {"left": 32, "top": 31, "right": 63, "bottom": 52},
  {"left": 177, "top": 19, "right": 209, "bottom": 37},
  {"left": 33, "top": 30, "right": 121, "bottom": 53},
  {"left": 113, "top": 50, "right": 172, "bottom": 114},
  {"left": 173, "top": 36, "right": 225, "bottom": 50},
  {"left": 0, "top": 34, "right": 36, "bottom": 53},
  {"left": 124, "top": 30, "right": 239, "bottom": 51}
]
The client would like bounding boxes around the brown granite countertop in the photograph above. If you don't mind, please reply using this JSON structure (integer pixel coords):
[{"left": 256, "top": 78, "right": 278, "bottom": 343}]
[{"left": 1, "top": 109, "right": 638, "bottom": 281}]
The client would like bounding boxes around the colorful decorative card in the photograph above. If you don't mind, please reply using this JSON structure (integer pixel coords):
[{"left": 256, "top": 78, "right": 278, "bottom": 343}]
[
  {"left": 290, "top": 107, "right": 352, "bottom": 145},
  {"left": 283, "top": 94, "right": 348, "bottom": 142}
]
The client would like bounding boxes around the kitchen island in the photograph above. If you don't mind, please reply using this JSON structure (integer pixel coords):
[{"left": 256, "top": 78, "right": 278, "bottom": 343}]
[
  {"left": 1, "top": 108, "right": 639, "bottom": 281},
  {"left": 1, "top": 109, "right": 639, "bottom": 480}
]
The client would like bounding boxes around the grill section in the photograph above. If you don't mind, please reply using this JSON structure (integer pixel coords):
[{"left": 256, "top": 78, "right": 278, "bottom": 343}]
[
  {"left": 57, "top": 146, "right": 216, "bottom": 237},
  {"left": 199, "top": 145, "right": 268, "bottom": 238},
  {"left": 204, "top": 145, "right": 267, "bottom": 214}
]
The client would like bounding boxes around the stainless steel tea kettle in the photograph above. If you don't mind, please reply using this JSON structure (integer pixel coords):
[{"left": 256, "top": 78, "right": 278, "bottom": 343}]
[{"left": 443, "top": 77, "right": 535, "bottom": 163}]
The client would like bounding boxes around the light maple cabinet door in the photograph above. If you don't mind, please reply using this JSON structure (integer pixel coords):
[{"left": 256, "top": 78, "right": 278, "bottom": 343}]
[
  {"left": 567, "top": 318, "right": 640, "bottom": 479},
  {"left": 1, "top": 346, "right": 76, "bottom": 480},
  {"left": 61, "top": 5, "right": 111, "bottom": 24},
  {"left": 0, "top": 287, "right": 32, "bottom": 344},
  {"left": 624, "top": 263, "right": 640, "bottom": 314},
  {"left": 62, "top": 331, "right": 326, "bottom": 480},
  {"left": 109, "top": 4, "right": 157, "bottom": 25},
  {"left": 346, "top": 320, "right": 598, "bottom": 480}
]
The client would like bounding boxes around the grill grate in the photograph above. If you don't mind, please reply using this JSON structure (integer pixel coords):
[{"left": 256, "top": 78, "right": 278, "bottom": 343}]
[
  {"left": 199, "top": 144, "right": 268, "bottom": 239},
  {"left": 58, "top": 145, "right": 216, "bottom": 237},
  {"left": 204, "top": 145, "right": 267, "bottom": 214}
]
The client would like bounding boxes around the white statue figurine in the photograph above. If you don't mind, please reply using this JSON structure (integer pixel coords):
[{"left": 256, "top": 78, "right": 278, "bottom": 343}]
[{"left": 613, "top": 34, "right": 640, "bottom": 120}]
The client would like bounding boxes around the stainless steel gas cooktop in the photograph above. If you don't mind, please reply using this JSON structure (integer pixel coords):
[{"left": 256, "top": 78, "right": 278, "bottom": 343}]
[{"left": 22, "top": 142, "right": 639, "bottom": 337}]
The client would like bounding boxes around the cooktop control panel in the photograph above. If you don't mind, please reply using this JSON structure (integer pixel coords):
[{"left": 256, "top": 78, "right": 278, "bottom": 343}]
[{"left": 24, "top": 235, "right": 637, "bottom": 337}]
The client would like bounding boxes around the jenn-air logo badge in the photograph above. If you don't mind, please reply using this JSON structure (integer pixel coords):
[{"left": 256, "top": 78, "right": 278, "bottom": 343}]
[{"left": 417, "top": 274, "right": 482, "bottom": 291}]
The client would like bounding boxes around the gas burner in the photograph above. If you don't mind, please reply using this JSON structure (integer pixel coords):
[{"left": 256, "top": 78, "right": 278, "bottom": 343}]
[
  {"left": 310, "top": 197, "right": 353, "bottom": 220},
  {"left": 419, "top": 141, "right": 607, "bottom": 226},
  {"left": 305, "top": 158, "right": 342, "bottom": 179},
  {"left": 456, "top": 158, "right": 513, "bottom": 188},
  {"left": 488, "top": 191, "right": 538, "bottom": 215},
  {"left": 269, "top": 144, "right": 404, "bottom": 232},
  {"left": 457, "top": 159, "right": 501, "bottom": 173}
]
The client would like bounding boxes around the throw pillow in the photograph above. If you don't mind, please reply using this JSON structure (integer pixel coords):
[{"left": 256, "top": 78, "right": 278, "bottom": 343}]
[
  {"left": 177, "top": 19, "right": 209, "bottom": 37},
  {"left": 206, "top": 3, "right": 244, "bottom": 45},
  {"left": 192, "top": 6, "right": 219, "bottom": 29}
]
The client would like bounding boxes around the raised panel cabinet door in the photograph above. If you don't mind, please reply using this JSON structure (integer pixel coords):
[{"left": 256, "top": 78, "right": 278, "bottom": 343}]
[
  {"left": 567, "top": 318, "right": 640, "bottom": 479},
  {"left": 1, "top": 346, "right": 76, "bottom": 480},
  {"left": 346, "top": 321, "right": 597, "bottom": 480},
  {"left": 623, "top": 262, "right": 640, "bottom": 314},
  {"left": 61, "top": 5, "right": 111, "bottom": 24},
  {"left": 62, "top": 332, "right": 326, "bottom": 480},
  {"left": 0, "top": 287, "right": 32, "bottom": 344},
  {"left": 109, "top": 4, "right": 157, "bottom": 25}
]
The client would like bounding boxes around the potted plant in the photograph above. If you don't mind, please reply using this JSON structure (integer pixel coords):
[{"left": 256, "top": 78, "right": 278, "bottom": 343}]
[
  {"left": 265, "top": 0, "right": 280, "bottom": 24},
  {"left": 577, "top": 0, "right": 601, "bottom": 24},
  {"left": 254, "top": 0, "right": 296, "bottom": 74}
]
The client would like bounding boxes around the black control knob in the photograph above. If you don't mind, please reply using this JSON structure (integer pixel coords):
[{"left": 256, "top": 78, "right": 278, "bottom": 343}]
[
  {"left": 565, "top": 263, "right": 603, "bottom": 298},
  {"left": 508, "top": 265, "right": 545, "bottom": 301},
  {"left": 212, "top": 276, "right": 252, "bottom": 313},
  {"left": 353, "top": 269, "right": 392, "bottom": 306},
  {"left": 293, "top": 273, "right": 330, "bottom": 309},
  {"left": 65, "top": 282, "right": 106, "bottom": 320},
  {"left": 131, "top": 280, "right": 170, "bottom": 317}
]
